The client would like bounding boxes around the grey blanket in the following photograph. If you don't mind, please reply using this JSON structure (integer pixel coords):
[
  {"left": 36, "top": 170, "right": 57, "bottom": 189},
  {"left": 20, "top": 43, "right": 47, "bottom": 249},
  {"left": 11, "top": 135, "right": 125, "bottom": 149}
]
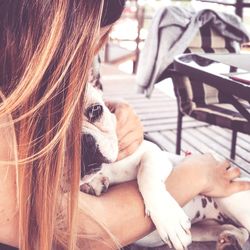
[{"left": 136, "top": 6, "right": 250, "bottom": 97}]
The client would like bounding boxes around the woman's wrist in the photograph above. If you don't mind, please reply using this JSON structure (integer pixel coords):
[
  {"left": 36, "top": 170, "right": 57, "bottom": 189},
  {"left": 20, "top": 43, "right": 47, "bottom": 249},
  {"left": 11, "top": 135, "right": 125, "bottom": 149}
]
[
  {"left": 165, "top": 159, "right": 208, "bottom": 207},
  {"left": 179, "top": 154, "right": 222, "bottom": 194}
]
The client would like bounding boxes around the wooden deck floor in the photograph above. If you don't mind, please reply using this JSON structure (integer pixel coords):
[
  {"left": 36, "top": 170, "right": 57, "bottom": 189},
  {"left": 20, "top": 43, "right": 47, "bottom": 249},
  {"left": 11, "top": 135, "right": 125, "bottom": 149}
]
[{"left": 101, "top": 64, "right": 250, "bottom": 250}]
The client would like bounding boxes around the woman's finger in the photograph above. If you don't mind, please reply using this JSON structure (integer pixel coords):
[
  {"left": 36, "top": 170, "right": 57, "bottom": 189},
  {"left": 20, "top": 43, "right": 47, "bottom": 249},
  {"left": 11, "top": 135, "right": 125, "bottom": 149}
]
[
  {"left": 218, "top": 160, "right": 231, "bottom": 170},
  {"left": 117, "top": 139, "right": 141, "bottom": 161},
  {"left": 118, "top": 130, "right": 142, "bottom": 151},
  {"left": 106, "top": 100, "right": 144, "bottom": 159},
  {"left": 229, "top": 180, "right": 250, "bottom": 194},
  {"left": 226, "top": 167, "right": 241, "bottom": 180},
  {"left": 117, "top": 113, "right": 142, "bottom": 138}
]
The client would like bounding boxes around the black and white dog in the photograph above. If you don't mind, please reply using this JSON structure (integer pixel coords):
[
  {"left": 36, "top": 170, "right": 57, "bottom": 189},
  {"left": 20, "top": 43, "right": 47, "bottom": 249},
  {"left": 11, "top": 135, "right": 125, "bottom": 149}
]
[{"left": 80, "top": 84, "right": 250, "bottom": 250}]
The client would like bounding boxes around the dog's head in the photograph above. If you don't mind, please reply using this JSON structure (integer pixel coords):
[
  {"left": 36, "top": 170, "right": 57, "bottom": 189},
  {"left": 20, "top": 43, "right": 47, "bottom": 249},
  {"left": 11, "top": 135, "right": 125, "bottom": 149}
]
[{"left": 81, "top": 84, "right": 118, "bottom": 176}]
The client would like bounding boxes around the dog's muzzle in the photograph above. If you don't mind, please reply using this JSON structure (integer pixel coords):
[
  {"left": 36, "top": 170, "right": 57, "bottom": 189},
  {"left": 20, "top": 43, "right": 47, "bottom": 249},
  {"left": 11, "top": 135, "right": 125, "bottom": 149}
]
[{"left": 81, "top": 133, "right": 110, "bottom": 177}]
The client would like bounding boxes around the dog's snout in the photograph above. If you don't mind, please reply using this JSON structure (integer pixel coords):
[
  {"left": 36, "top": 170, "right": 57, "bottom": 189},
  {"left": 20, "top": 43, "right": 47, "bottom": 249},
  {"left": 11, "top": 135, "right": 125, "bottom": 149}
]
[{"left": 86, "top": 104, "right": 103, "bottom": 123}]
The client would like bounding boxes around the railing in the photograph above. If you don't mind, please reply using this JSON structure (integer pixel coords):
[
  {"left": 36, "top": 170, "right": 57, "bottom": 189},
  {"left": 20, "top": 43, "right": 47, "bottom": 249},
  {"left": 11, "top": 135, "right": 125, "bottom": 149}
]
[
  {"left": 196, "top": 0, "right": 250, "bottom": 17},
  {"left": 104, "top": 0, "right": 146, "bottom": 73}
]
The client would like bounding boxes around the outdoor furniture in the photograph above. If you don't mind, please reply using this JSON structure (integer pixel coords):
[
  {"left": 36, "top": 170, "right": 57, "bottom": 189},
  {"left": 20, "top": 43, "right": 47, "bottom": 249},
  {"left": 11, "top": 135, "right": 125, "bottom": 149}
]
[
  {"left": 174, "top": 53, "right": 250, "bottom": 120},
  {"left": 173, "top": 52, "right": 250, "bottom": 159},
  {"left": 136, "top": 4, "right": 249, "bottom": 158},
  {"left": 196, "top": 0, "right": 250, "bottom": 18},
  {"left": 161, "top": 20, "right": 249, "bottom": 159}
]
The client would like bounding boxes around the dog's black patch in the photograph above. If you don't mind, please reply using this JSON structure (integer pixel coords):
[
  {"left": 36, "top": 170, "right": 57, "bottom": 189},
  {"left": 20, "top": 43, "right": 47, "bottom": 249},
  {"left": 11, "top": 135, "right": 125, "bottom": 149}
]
[
  {"left": 195, "top": 211, "right": 200, "bottom": 219},
  {"left": 81, "top": 133, "right": 110, "bottom": 178},
  {"left": 219, "top": 212, "right": 227, "bottom": 221},
  {"left": 202, "top": 215, "right": 206, "bottom": 219},
  {"left": 214, "top": 201, "right": 218, "bottom": 209},
  {"left": 217, "top": 212, "right": 228, "bottom": 223},
  {"left": 218, "top": 213, "right": 239, "bottom": 227},
  {"left": 207, "top": 197, "right": 212, "bottom": 203},
  {"left": 201, "top": 197, "right": 207, "bottom": 208},
  {"left": 222, "top": 245, "right": 241, "bottom": 250}
]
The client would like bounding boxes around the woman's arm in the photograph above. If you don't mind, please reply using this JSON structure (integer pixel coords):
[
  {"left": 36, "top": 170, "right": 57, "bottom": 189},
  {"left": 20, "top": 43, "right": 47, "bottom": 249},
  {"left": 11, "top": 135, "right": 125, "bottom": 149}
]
[
  {"left": 77, "top": 181, "right": 153, "bottom": 249},
  {"left": 1, "top": 154, "right": 249, "bottom": 249},
  {"left": 77, "top": 154, "right": 250, "bottom": 249}
]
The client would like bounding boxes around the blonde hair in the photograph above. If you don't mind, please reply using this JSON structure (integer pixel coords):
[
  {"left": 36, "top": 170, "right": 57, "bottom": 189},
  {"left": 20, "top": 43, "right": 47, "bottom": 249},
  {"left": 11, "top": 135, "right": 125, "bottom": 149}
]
[{"left": 0, "top": 1, "right": 105, "bottom": 249}]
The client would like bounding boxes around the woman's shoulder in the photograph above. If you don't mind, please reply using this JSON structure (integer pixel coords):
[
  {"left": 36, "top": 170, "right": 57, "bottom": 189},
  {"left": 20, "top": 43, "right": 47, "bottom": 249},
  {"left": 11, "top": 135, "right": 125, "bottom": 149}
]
[
  {"left": 0, "top": 90, "right": 18, "bottom": 167},
  {"left": 0, "top": 91, "right": 19, "bottom": 247}
]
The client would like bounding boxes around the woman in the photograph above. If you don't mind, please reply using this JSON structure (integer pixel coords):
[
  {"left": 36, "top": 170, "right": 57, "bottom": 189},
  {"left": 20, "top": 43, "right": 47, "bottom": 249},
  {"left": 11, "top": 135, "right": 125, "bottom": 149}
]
[{"left": 0, "top": 1, "right": 250, "bottom": 250}]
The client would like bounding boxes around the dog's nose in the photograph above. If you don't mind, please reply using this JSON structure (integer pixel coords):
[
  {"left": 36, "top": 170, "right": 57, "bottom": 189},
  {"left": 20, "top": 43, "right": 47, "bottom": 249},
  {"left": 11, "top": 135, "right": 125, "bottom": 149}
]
[{"left": 86, "top": 104, "right": 103, "bottom": 123}]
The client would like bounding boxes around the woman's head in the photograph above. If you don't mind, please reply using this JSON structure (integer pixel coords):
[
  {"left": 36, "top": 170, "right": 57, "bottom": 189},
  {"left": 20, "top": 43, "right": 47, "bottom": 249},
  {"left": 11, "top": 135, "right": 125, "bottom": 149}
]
[
  {"left": 101, "top": 0, "right": 126, "bottom": 28},
  {"left": 0, "top": 1, "right": 124, "bottom": 249},
  {"left": 96, "top": 0, "right": 126, "bottom": 53}
]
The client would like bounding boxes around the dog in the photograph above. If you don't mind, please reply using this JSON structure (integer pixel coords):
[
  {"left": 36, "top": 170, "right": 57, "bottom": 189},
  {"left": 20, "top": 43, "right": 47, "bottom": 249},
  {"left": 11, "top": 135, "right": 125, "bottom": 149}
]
[{"left": 80, "top": 84, "right": 250, "bottom": 250}]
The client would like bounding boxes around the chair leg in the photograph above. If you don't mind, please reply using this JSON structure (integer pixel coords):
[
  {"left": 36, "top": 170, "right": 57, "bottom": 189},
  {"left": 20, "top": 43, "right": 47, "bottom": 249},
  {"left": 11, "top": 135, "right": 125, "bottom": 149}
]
[
  {"left": 230, "top": 130, "right": 237, "bottom": 160},
  {"left": 176, "top": 110, "right": 183, "bottom": 155}
]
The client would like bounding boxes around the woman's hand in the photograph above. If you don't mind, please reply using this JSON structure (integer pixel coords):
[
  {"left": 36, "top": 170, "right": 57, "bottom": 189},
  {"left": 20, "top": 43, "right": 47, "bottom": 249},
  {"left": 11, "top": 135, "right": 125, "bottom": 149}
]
[
  {"left": 181, "top": 153, "right": 250, "bottom": 198},
  {"left": 201, "top": 158, "right": 250, "bottom": 197},
  {"left": 105, "top": 100, "right": 144, "bottom": 161}
]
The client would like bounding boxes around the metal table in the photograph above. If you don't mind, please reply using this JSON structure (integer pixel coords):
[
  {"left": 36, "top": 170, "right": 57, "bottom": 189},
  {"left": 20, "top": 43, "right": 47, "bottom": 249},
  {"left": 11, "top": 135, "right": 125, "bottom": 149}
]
[{"left": 174, "top": 53, "right": 250, "bottom": 121}]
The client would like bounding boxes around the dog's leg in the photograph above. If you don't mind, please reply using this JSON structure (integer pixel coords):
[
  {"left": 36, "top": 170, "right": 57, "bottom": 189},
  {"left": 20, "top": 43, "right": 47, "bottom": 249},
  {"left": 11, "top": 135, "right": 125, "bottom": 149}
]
[
  {"left": 137, "top": 150, "right": 192, "bottom": 250},
  {"left": 214, "top": 178, "right": 250, "bottom": 232},
  {"left": 80, "top": 141, "right": 159, "bottom": 196},
  {"left": 191, "top": 220, "right": 248, "bottom": 250}
]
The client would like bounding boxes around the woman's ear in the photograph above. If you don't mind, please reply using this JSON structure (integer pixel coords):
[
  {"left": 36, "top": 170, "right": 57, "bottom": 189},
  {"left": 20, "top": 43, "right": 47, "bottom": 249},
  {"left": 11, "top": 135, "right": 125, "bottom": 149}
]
[{"left": 95, "top": 25, "right": 113, "bottom": 54}]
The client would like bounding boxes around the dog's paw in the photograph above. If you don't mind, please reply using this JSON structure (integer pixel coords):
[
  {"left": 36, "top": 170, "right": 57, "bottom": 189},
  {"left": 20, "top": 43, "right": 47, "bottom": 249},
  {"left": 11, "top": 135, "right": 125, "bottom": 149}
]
[
  {"left": 80, "top": 172, "right": 109, "bottom": 196},
  {"left": 146, "top": 193, "right": 192, "bottom": 250},
  {"left": 216, "top": 229, "right": 248, "bottom": 250},
  {"left": 216, "top": 233, "right": 241, "bottom": 250}
]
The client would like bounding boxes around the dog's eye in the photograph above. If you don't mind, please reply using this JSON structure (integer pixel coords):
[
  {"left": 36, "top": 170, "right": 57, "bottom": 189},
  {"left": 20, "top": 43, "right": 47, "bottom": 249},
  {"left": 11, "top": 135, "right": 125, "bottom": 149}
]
[{"left": 86, "top": 104, "right": 103, "bottom": 123}]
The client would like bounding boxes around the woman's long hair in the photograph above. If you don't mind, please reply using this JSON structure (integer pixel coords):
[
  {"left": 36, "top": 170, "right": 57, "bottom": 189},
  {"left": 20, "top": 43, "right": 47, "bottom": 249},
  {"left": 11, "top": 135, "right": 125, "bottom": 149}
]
[{"left": 0, "top": 1, "right": 105, "bottom": 249}]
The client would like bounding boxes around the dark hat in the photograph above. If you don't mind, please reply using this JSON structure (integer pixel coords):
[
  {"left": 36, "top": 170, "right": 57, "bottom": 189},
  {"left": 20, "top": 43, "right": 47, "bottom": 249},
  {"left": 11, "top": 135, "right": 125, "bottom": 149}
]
[{"left": 101, "top": 0, "right": 126, "bottom": 27}]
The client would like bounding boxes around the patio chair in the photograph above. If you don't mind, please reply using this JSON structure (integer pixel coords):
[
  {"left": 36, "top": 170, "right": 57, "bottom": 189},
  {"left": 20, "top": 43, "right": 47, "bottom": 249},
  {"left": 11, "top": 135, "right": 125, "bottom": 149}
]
[{"left": 168, "top": 22, "right": 250, "bottom": 159}]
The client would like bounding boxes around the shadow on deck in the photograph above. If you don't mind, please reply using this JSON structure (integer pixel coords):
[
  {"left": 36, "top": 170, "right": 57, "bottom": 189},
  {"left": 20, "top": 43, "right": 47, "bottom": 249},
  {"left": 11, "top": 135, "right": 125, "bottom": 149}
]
[{"left": 101, "top": 64, "right": 250, "bottom": 250}]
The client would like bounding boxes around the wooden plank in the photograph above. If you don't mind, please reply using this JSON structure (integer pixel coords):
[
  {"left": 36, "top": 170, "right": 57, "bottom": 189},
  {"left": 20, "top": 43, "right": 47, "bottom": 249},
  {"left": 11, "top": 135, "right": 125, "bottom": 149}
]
[
  {"left": 128, "top": 102, "right": 176, "bottom": 110},
  {"left": 162, "top": 130, "right": 201, "bottom": 155},
  {"left": 143, "top": 121, "right": 208, "bottom": 133},
  {"left": 146, "top": 132, "right": 176, "bottom": 152},
  {"left": 236, "top": 131, "right": 250, "bottom": 145},
  {"left": 139, "top": 112, "right": 178, "bottom": 120},
  {"left": 210, "top": 126, "right": 250, "bottom": 153},
  {"left": 198, "top": 127, "right": 250, "bottom": 163},
  {"left": 187, "top": 128, "right": 250, "bottom": 173},
  {"left": 104, "top": 90, "right": 166, "bottom": 98},
  {"left": 127, "top": 97, "right": 176, "bottom": 104},
  {"left": 137, "top": 109, "right": 177, "bottom": 117},
  {"left": 210, "top": 127, "right": 249, "bottom": 147},
  {"left": 125, "top": 106, "right": 174, "bottom": 114},
  {"left": 127, "top": 98, "right": 176, "bottom": 105},
  {"left": 142, "top": 117, "right": 207, "bottom": 127}
]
